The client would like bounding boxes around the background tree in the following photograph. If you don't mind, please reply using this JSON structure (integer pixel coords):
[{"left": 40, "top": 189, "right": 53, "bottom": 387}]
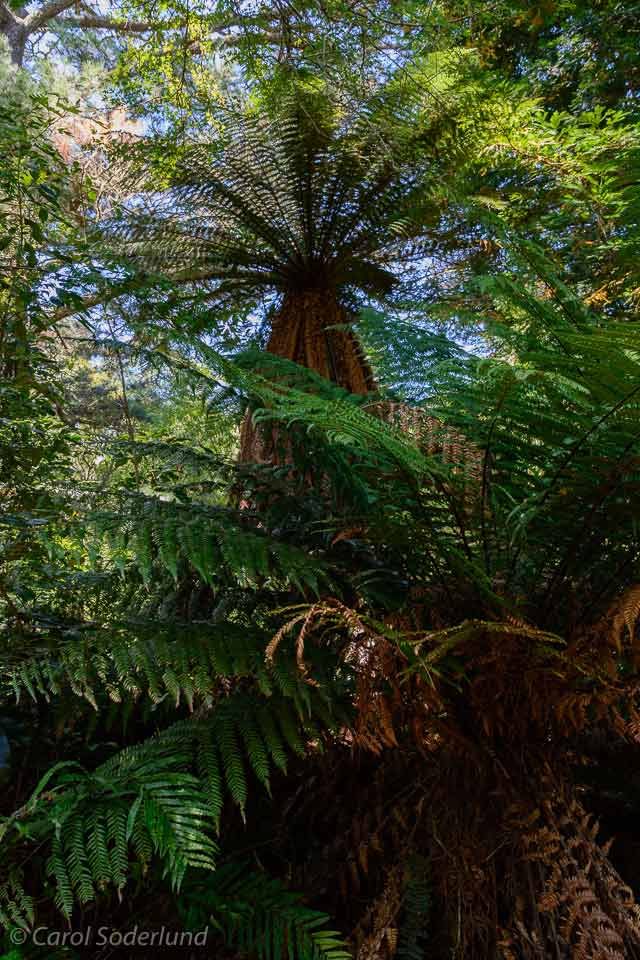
[{"left": 441, "top": 0, "right": 640, "bottom": 112}]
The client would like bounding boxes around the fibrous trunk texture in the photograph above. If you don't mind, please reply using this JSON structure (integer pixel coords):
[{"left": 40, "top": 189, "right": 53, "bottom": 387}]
[
  {"left": 428, "top": 753, "right": 640, "bottom": 960},
  {"left": 286, "top": 745, "right": 640, "bottom": 960},
  {"left": 239, "top": 289, "right": 375, "bottom": 463}
]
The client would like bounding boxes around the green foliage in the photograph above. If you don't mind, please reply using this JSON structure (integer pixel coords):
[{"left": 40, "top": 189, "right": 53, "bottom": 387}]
[
  {"left": 182, "top": 863, "right": 352, "bottom": 960},
  {"left": 467, "top": 103, "right": 640, "bottom": 312},
  {"left": 99, "top": 72, "right": 480, "bottom": 335},
  {"left": 2, "top": 739, "right": 218, "bottom": 910},
  {"left": 397, "top": 856, "right": 431, "bottom": 960},
  {"left": 91, "top": 494, "right": 331, "bottom": 595},
  {"left": 0, "top": 688, "right": 339, "bottom": 915},
  {"left": 0, "top": 83, "right": 72, "bottom": 380},
  {"left": 442, "top": 0, "right": 640, "bottom": 112},
  {"left": 0, "top": 874, "right": 34, "bottom": 932},
  {"left": 2, "top": 9, "right": 640, "bottom": 955}
]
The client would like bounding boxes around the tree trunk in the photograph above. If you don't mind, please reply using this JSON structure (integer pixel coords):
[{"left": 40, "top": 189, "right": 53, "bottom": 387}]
[
  {"left": 239, "top": 289, "right": 375, "bottom": 463},
  {"left": 426, "top": 751, "right": 640, "bottom": 960},
  {"left": 1, "top": 18, "right": 26, "bottom": 66}
]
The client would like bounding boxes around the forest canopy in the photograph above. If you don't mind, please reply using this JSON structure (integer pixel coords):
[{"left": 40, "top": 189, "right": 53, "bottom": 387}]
[{"left": 1, "top": 2, "right": 640, "bottom": 958}]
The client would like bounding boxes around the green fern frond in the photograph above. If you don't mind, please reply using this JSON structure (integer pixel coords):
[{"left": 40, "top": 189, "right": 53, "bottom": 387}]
[
  {"left": 397, "top": 856, "right": 431, "bottom": 960},
  {"left": 0, "top": 689, "right": 338, "bottom": 927},
  {"left": 90, "top": 497, "right": 331, "bottom": 596},
  {"left": 0, "top": 874, "right": 33, "bottom": 932},
  {"left": 181, "top": 863, "right": 352, "bottom": 960}
]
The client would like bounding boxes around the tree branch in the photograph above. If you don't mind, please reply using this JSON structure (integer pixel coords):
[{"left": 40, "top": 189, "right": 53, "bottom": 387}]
[
  {"left": 56, "top": 14, "right": 176, "bottom": 33},
  {"left": 18, "top": 2, "right": 283, "bottom": 43},
  {"left": 0, "top": 0, "right": 19, "bottom": 27},
  {"left": 57, "top": 13, "right": 283, "bottom": 43},
  {"left": 23, "top": 0, "right": 78, "bottom": 32}
]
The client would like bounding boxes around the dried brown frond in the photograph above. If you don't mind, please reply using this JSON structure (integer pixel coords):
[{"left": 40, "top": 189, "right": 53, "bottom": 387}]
[
  {"left": 352, "top": 863, "right": 405, "bottom": 960},
  {"left": 611, "top": 583, "right": 640, "bottom": 651}
]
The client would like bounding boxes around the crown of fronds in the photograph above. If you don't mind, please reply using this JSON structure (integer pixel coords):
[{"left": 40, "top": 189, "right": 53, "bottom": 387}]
[{"left": 114, "top": 83, "right": 457, "bottom": 306}]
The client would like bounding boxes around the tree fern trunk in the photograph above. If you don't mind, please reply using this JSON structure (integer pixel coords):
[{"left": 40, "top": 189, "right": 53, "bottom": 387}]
[
  {"left": 239, "top": 289, "right": 375, "bottom": 463},
  {"left": 426, "top": 751, "right": 640, "bottom": 960}
]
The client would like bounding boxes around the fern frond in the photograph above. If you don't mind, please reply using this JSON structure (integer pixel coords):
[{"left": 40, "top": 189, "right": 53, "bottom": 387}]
[
  {"left": 0, "top": 689, "right": 337, "bottom": 926},
  {"left": 396, "top": 856, "right": 431, "bottom": 960},
  {"left": 182, "top": 863, "right": 352, "bottom": 960},
  {"left": 0, "top": 874, "right": 33, "bottom": 932}
]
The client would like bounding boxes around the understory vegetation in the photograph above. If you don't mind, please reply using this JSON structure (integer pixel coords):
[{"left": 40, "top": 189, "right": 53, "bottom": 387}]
[{"left": 2, "top": 1, "right": 640, "bottom": 957}]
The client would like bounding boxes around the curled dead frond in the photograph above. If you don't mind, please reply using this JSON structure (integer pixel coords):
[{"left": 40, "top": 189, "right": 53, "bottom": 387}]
[{"left": 610, "top": 584, "right": 640, "bottom": 651}]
